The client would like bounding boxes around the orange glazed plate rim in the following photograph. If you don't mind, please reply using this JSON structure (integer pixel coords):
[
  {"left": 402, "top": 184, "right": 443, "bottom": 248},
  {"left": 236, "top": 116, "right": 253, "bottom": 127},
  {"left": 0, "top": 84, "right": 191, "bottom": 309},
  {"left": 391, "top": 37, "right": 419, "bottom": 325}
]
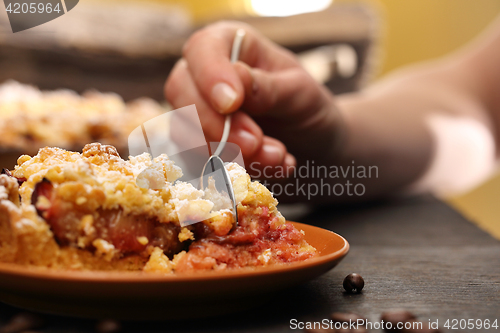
[{"left": 0, "top": 222, "right": 349, "bottom": 283}]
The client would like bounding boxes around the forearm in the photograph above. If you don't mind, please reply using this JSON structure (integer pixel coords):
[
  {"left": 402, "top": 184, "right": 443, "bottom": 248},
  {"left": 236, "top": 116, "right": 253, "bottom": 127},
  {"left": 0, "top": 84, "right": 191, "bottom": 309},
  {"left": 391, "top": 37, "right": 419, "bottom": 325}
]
[
  {"left": 458, "top": 16, "right": 500, "bottom": 140},
  {"left": 275, "top": 57, "right": 496, "bottom": 204},
  {"left": 333, "top": 58, "right": 495, "bottom": 199},
  {"left": 314, "top": 17, "right": 500, "bottom": 201}
]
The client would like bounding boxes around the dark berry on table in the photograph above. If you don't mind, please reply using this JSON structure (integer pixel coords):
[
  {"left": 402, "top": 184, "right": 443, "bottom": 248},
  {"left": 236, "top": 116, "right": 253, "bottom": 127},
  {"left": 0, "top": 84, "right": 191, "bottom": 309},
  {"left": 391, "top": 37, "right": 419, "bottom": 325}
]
[{"left": 343, "top": 273, "right": 364, "bottom": 293}]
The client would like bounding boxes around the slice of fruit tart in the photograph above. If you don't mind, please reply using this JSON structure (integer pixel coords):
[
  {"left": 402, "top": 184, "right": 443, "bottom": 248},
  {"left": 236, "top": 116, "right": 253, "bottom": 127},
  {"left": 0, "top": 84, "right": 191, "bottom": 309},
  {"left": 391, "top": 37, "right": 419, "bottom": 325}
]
[
  {"left": 0, "top": 80, "right": 164, "bottom": 153},
  {"left": 0, "top": 143, "right": 316, "bottom": 273}
]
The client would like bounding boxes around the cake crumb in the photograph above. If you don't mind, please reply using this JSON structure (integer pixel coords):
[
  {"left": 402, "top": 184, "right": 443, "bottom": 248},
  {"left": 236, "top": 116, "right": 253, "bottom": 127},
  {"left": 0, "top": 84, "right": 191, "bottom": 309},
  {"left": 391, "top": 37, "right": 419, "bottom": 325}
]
[
  {"left": 79, "top": 215, "right": 95, "bottom": 236},
  {"left": 258, "top": 248, "right": 272, "bottom": 265},
  {"left": 17, "top": 155, "right": 31, "bottom": 166},
  {"left": 35, "top": 195, "right": 51, "bottom": 210},
  {"left": 178, "top": 228, "right": 194, "bottom": 242},
  {"left": 76, "top": 196, "right": 87, "bottom": 205},
  {"left": 143, "top": 247, "right": 173, "bottom": 273},
  {"left": 137, "top": 236, "right": 149, "bottom": 245},
  {"left": 93, "top": 239, "right": 117, "bottom": 261}
]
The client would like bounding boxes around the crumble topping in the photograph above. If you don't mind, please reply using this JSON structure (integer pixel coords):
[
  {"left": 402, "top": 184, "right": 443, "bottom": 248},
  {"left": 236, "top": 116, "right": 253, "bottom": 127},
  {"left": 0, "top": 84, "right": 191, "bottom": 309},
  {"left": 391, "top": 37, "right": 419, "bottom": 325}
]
[
  {"left": 11, "top": 143, "right": 257, "bottom": 238},
  {"left": 13, "top": 143, "right": 190, "bottom": 223},
  {"left": 178, "top": 227, "right": 194, "bottom": 242},
  {"left": 0, "top": 143, "right": 317, "bottom": 272},
  {"left": 93, "top": 239, "right": 117, "bottom": 261}
]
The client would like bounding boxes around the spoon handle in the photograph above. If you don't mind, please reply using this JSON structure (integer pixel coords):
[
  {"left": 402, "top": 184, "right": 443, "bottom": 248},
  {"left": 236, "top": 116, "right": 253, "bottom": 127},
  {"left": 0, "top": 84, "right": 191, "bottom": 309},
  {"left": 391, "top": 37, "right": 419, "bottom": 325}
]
[{"left": 213, "top": 29, "right": 246, "bottom": 157}]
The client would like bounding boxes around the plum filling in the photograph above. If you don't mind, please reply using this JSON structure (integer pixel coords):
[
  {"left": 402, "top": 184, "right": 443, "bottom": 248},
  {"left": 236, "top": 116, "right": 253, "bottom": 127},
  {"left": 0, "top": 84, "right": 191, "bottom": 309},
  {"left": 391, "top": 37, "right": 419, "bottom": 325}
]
[
  {"left": 192, "top": 207, "right": 297, "bottom": 246},
  {"left": 27, "top": 177, "right": 314, "bottom": 270},
  {"left": 179, "top": 205, "right": 315, "bottom": 271},
  {"left": 31, "top": 179, "right": 184, "bottom": 257}
]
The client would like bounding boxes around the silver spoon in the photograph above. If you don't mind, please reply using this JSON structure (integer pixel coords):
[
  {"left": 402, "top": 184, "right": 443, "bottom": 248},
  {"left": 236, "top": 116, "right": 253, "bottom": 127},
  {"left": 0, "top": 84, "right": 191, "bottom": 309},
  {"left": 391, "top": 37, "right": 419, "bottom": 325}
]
[{"left": 200, "top": 29, "right": 246, "bottom": 226}]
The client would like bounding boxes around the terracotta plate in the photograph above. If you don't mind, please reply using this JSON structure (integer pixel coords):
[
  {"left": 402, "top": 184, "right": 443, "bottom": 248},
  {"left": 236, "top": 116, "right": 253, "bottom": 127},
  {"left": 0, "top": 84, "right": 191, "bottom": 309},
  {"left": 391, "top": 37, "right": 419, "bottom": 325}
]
[{"left": 0, "top": 222, "right": 349, "bottom": 320}]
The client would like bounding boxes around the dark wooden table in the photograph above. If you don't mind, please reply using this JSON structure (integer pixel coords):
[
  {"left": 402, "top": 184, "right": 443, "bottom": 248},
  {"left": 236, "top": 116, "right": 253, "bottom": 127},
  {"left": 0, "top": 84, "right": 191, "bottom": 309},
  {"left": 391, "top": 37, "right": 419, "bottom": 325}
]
[{"left": 0, "top": 195, "right": 499, "bottom": 332}]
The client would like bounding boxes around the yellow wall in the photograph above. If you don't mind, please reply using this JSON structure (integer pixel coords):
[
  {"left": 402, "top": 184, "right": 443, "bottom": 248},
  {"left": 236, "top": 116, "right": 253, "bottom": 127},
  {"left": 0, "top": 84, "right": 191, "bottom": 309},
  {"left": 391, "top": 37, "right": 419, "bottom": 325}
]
[
  {"left": 367, "top": 0, "right": 500, "bottom": 75},
  {"left": 152, "top": 0, "right": 245, "bottom": 22}
]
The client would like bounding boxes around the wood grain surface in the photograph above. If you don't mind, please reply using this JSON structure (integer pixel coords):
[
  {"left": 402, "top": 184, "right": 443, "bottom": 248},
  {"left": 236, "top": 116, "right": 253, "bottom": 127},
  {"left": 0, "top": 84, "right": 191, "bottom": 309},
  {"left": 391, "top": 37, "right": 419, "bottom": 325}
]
[{"left": 0, "top": 195, "right": 498, "bottom": 332}]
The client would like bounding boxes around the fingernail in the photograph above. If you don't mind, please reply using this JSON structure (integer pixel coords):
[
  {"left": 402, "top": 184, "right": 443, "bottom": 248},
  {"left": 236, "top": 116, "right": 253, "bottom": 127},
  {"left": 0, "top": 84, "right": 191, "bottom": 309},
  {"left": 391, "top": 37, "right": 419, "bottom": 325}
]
[
  {"left": 237, "top": 130, "right": 259, "bottom": 155},
  {"left": 211, "top": 83, "right": 237, "bottom": 113},
  {"left": 263, "top": 143, "right": 284, "bottom": 163}
]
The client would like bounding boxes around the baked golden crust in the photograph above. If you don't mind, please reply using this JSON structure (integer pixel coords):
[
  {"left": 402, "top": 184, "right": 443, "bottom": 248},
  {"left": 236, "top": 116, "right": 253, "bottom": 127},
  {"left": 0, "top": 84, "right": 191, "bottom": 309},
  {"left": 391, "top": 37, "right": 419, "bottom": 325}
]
[
  {"left": 0, "top": 143, "right": 316, "bottom": 272},
  {"left": 0, "top": 174, "right": 146, "bottom": 270},
  {"left": 14, "top": 143, "right": 182, "bottom": 224}
]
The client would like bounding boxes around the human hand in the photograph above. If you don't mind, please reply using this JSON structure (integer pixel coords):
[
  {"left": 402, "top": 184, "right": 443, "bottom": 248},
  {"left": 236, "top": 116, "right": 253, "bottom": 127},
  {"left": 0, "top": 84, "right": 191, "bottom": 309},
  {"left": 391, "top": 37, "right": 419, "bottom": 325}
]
[{"left": 165, "top": 21, "right": 342, "bottom": 178}]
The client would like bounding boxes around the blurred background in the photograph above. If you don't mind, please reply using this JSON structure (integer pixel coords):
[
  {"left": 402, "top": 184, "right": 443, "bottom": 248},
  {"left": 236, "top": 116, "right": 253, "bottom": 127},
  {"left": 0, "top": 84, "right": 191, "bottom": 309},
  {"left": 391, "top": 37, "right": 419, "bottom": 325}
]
[{"left": 0, "top": 0, "right": 499, "bottom": 238}]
